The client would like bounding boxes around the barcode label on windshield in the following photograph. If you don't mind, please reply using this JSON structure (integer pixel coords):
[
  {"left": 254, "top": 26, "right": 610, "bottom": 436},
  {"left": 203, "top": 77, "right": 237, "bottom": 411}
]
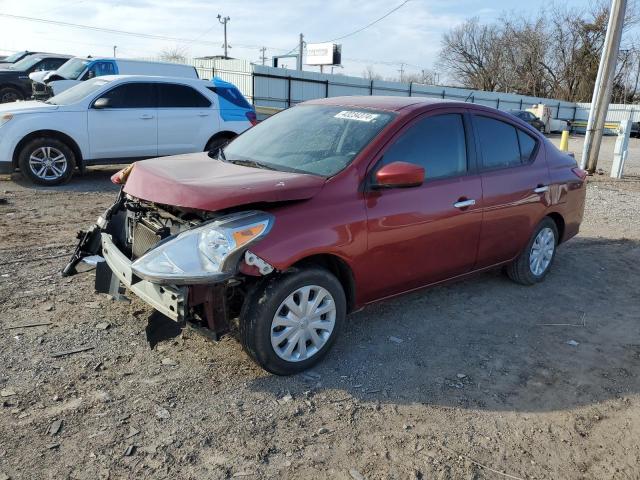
[{"left": 334, "top": 111, "right": 380, "bottom": 122}]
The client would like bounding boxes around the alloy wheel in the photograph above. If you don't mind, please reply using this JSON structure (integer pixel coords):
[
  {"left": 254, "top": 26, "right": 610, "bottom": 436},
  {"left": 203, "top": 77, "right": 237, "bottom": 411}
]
[
  {"left": 529, "top": 227, "right": 555, "bottom": 276},
  {"left": 28, "top": 146, "right": 68, "bottom": 181},
  {"left": 270, "top": 285, "right": 336, "bottom": 362}
]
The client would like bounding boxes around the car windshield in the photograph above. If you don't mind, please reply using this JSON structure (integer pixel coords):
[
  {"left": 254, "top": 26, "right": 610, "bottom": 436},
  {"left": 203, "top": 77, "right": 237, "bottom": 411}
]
[
  {"left": 45, "top": 77, "right": 112, "bottom": 105},
  {"left": 223, "top": 105, "right": 395, "bottom": 177},
  {"left": 55, "top": 58, "right": 91, "bottom": 80},
  {"left": 3, "top": 51, "right": 27, "bottom": 63},
  {"left": 9, "top": 55, "right": 42, "bottom": 71}
]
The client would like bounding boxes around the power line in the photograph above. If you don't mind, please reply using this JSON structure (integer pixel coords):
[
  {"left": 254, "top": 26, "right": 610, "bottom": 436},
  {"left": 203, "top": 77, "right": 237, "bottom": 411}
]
[
  {"left": 0, "top": 13, "right": 287, "bottom": 52},
  {"left": 314, "top": 0, "right": 411, "bottom": 43}
]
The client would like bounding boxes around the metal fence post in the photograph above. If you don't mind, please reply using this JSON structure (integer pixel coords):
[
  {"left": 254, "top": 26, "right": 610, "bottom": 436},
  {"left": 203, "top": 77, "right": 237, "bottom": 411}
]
[
  {"left": 496, "top": 98, "right": 500, "bottom": 109},
  {"left": 325, "top": 80, "right": 329, "bottom": 98},
  {"left": 370, "top": 80, "right": 374, "bottom": 96},
  {"left": 287, "top": 76, "right": 292, "bottom": 108},
  {"left": 442, "top": 89, "right": 446, "bottom": 99},
  {"left": 408, "top": 82, "right": 413, "bottom": 97}
]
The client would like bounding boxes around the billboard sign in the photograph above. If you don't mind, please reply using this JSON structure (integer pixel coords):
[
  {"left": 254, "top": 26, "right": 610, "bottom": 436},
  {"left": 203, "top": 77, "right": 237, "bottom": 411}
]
[{"left": 306, "top": 43, "right": 341, "bottom": 66}]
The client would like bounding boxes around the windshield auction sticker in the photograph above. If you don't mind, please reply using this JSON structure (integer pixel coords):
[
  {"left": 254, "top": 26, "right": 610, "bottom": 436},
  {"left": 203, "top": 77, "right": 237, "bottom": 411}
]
[{"left": 334, "top": 110, "right": 380, "bottom": 122}]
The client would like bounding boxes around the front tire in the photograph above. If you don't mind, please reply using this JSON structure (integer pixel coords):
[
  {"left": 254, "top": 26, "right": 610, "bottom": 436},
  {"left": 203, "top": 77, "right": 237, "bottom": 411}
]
[
  {"left": 18, "top": 137, "right": 76, "bottom": 186},
  {"left": 240, "top": 267, "right": 346, "bottom": 375},
  {"left": 0, "top": 86, "right": 24, "bottom": 103},
  {"left": 506, "top": 217, "right": 558, "bottom": 285}
]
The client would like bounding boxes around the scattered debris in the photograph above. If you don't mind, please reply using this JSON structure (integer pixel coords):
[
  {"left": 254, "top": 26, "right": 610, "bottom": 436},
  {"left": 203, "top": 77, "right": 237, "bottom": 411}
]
[
  {"left": 161, "top": 358, "right": 177, "bottom": 366},
  {"left": 46, "top": 443, "right": 60, "bottom": 450},
  {"left": 0, "top": 389, "right": 16, "bottom": 398},
  {"left": 388, "top": 336, "right": 403, "bottom": 344},
  {"left": 456, "top": 373, "right": 467, "bottom": 379},
  {"left": 123, "top": 445, "right": 136, "bottom": 456},
  {"left": 155, "top": 407, "right": 170, "bottom": 420},
  {"left": 51, "top": 346, "right": 95, "bottom": 358},
  {"left": 278, "top": 394, "right": 293, "bottom": 404},
  {"left": 566, "top": 340, "right": 580, "bottom": 347},
  {"left": 48, "top": 419, "right": 63, "bottom": 436},
  {"left": 318, "top": 427, "right": 329, "bottom": 434},
  {"left": 41, "top": 303, "right": 54, "bottom": 312},
  {"left": 6, "top": 322, "right": 52, "bottom": 330},
  {"left": 349, "top": 469, "right": 366, "bottom": 480},
  {"left": 125, "top": 427, "right": 140, "bottom": 439},
  {"left": 95, "top": 322, "right": 110, "bottom": 331},
  {"left": 232, "top": 472, "right": 254, "bottom": 478}
]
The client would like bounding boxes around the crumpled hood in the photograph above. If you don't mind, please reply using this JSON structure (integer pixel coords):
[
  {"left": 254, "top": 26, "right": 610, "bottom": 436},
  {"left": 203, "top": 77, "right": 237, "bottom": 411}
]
[
  {"left": 0, "top": 100, "right": 58, "bottom": 115},
  {"left": 122, "top": 152, "right": 326, "bottom": 211}
]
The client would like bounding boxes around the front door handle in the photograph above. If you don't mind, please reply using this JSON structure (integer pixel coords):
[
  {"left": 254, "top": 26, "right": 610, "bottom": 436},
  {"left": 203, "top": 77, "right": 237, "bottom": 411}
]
[
  {"left": 139, "top": 114, "right": 154, "bottom": 120},
  {"left": 534, "top": 185, "right": 549, "bottom": 193},
  {"left": 453, "top": 199, "right": 476, "bottom": 209}
]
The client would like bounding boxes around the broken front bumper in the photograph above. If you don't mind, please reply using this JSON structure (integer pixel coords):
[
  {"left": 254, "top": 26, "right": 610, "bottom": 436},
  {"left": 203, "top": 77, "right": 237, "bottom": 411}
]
[{"left": 100, "top": 233, "right": 186, "bottom": 321}]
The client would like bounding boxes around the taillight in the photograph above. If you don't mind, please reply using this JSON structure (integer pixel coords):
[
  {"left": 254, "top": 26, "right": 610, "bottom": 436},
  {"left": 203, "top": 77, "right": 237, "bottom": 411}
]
[
  {"left": 572, "top": 167, "right": 588, "bottom": 180},
  {"left": 245, "top": 110, "right": 257, "bottom": 126}
]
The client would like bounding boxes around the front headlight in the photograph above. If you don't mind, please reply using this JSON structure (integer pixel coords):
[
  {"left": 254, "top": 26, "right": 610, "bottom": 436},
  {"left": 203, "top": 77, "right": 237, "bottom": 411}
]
[
  {"left": 0, "top": 114, "right": 13, "bottom": 128},
  {"left": 131, "top": 211, "right": 273, "bottom": 284}
]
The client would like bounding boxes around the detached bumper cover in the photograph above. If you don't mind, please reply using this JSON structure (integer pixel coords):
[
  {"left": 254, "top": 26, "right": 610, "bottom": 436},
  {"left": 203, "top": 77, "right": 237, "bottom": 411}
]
[{"left": 101, "top": 233, "right": 186, "bottom": 320}]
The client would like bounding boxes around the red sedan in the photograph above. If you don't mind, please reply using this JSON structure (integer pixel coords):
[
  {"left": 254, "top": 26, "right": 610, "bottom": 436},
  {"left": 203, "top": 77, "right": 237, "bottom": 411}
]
[{"left": 66, "top": 96, "right": 587, "bottom": 375}]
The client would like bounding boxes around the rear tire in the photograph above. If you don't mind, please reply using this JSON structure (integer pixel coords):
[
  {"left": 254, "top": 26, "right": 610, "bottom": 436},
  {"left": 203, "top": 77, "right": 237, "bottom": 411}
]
[
  {"left": 0, "top": 86, "right": 24, "bottom": 104},
  {"left": 205, "top": 134, "right": 236, "bottom": 153},
  {"left": 18, "top": 137, "right": 76, "bottom": 186},
  {"left": 240, "top": 267, "right": 346, "bottom": 375},
  {"left": 506, "top": 217, "right": 558, "bottom": 285}
]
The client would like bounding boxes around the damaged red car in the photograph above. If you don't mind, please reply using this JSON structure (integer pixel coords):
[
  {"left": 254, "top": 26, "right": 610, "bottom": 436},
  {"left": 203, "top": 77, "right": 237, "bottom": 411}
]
[{"left": 65, "top": 96, "right": 587, "bottom": 375}]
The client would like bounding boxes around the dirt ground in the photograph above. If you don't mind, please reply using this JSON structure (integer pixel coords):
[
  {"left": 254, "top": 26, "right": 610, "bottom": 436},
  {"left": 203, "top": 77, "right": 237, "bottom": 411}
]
[{"left": 0, "top": 135, "right": 639, "bottom": 480}]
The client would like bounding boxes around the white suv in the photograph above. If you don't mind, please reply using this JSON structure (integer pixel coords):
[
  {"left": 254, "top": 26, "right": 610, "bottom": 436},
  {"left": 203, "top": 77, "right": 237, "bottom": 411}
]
[{"left": 0, "top": 75, "right": 255, "bottom": 185}]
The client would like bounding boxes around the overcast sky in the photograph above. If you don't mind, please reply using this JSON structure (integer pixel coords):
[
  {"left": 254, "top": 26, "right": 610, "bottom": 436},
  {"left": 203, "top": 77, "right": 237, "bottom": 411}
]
[{"left": 0, "top": 0, "right": 601, "bottom": 79}]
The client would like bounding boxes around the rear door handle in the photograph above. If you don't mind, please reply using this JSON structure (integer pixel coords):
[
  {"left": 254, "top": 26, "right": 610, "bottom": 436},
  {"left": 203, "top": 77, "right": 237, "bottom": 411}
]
[
  {"left": 198, "top": 112, "right": 210, "bottom": 117},
  {"left": 140, "top": 114, "right": 154, "bottom": 120},
  {"left": 534, "top": 185, "right": 549, "bottom": 193},
  {"left": 453, "top": 199, "right": 476, "bottom": 209}
]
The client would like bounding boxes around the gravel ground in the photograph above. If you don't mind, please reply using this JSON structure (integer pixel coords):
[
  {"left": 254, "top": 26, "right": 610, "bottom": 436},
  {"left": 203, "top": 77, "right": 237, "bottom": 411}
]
[{"left": 0, "top": 136, "right": 639, "bottom": 480}]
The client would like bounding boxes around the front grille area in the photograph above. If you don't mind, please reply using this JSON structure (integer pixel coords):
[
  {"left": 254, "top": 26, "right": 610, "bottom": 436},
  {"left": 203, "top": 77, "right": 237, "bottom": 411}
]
[{"left": 132, "top": 220, "right": 163, "bottom": 259}]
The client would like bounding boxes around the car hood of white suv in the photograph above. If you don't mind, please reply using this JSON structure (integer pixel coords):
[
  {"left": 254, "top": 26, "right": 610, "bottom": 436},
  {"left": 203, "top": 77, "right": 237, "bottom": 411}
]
[{"left": 0, "top": 100, "right": 59, "bottom": 115}]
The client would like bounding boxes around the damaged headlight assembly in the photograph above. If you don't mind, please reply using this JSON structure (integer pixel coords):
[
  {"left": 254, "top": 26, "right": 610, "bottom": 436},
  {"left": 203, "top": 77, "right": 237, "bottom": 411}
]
[{"left": 131, "top": 211, "right": 274, "bottom": 285}]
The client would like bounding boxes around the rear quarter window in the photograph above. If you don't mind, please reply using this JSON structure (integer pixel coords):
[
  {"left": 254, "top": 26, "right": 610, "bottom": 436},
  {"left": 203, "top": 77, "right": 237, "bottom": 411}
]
[{"left": 207, "top": 86, "right": 251, "bottom": 109}]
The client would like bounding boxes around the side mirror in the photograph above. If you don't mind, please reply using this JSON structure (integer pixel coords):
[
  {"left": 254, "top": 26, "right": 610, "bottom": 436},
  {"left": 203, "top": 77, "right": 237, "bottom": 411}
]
[
  {"left": 93, "top": 97, "right": 110, "bottom": 109},
  {"left": 374, "top": 161, "right": 424, "bottom": 189}
]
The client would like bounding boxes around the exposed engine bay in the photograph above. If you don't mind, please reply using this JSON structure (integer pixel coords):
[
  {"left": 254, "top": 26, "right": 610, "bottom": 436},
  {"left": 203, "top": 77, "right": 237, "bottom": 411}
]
[{"left": 62, "top": 190, "right": 275, "bottom": 340}]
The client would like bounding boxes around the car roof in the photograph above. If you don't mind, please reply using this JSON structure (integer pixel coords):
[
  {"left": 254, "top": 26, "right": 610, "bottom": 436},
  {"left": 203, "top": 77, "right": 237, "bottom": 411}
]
[
  {"left": 24, "top": 53, "right": 73, "bottom": 59},
  {"left": 303, "top": 95, "right": 460, "bottom": 112},
  {"left": 98, "top": 74, "right": 206, "bottom": 84}
]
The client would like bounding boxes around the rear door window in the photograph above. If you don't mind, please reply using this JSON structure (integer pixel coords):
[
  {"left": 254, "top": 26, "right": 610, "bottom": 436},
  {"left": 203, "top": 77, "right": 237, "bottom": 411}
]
[
  {"left": 97, "top": 82, "right": 156, "bottom": 108},
  {"left": 158, "top": 84, "right": 211, "bottom": 108},
  {"left": 517, "top": 129, "right": 537, "bottom": 163},
  {"left": 475, "top": 116, "right": 522, "bottom": 169},
  {"left": 379, "top": 113, "right": 468, "bottom": 180}
]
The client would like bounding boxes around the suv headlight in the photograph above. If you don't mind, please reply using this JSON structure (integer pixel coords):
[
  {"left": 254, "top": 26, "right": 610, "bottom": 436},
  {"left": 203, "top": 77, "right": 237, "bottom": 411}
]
[
  {"left": 0, "top": 114, "right": 13, "bottom": 128},
  {"left": 131, "top": 211, "right": 273, "bottom": 284}
]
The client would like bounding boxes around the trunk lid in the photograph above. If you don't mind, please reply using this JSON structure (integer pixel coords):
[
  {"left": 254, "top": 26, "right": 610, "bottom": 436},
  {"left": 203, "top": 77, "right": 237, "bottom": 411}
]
[{"left": 122, "top": 152, "right": 326, "bottom": 212}]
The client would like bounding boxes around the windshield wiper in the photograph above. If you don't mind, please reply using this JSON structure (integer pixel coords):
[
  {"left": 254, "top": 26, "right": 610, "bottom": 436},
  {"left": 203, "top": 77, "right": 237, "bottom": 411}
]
[{"left": 226, "top": 158, "right": 277, "bottom": 171}]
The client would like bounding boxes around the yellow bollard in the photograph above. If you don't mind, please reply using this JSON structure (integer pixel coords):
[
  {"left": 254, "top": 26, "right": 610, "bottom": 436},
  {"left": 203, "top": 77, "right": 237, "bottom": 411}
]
[{"left": 559, "top": 130, "right": 569, "bottom": 151}]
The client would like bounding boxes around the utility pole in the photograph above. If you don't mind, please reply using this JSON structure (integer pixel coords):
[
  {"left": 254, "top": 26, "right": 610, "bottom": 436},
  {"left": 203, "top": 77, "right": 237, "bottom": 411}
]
[
  {"left": 398, "top": 63, "right": 405, "bottom": 83},
  {"left": 113, "top": 45, "right": 117, "bottom": 58},
  {"left": 297, "top": 33, "right": 304, "bottom": 71},
  {"left": 581, "top": 0, "right": 627, "bottom": 173},
  {"left": 259, "top": 46, "right": 267, "bottom": 65},
  {"left": 217, "top": 14, "right": 231, "bottom": 59}
]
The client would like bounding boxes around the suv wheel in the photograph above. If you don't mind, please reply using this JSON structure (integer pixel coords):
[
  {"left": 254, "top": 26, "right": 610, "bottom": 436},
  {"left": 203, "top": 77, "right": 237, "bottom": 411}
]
[
  {"left": 0, "top": 87, "right": 23, "bottom": 103},
  {"left": 205, "top": 134, "right": 235, "bottom": 153},
  {"left": 240, "top": 267, "right": 346, "bottom": 375},
  {"left": 18, "top": 137, "right": 76, "bottom": 186},
  {"left": 506, "top": 217, "right": 558, "bottom": 285}
]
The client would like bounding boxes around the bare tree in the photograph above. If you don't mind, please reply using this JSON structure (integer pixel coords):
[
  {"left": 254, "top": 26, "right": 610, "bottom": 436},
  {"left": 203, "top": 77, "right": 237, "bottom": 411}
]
[
  {"left": 362, "top": 65, "right": 383, "bottom": 81},
  {"left": 437, "top": 2, "right": 640, "bottom": 102},
  {"left": 159, "top": 45, "right": 189, "bottom": 64}
]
